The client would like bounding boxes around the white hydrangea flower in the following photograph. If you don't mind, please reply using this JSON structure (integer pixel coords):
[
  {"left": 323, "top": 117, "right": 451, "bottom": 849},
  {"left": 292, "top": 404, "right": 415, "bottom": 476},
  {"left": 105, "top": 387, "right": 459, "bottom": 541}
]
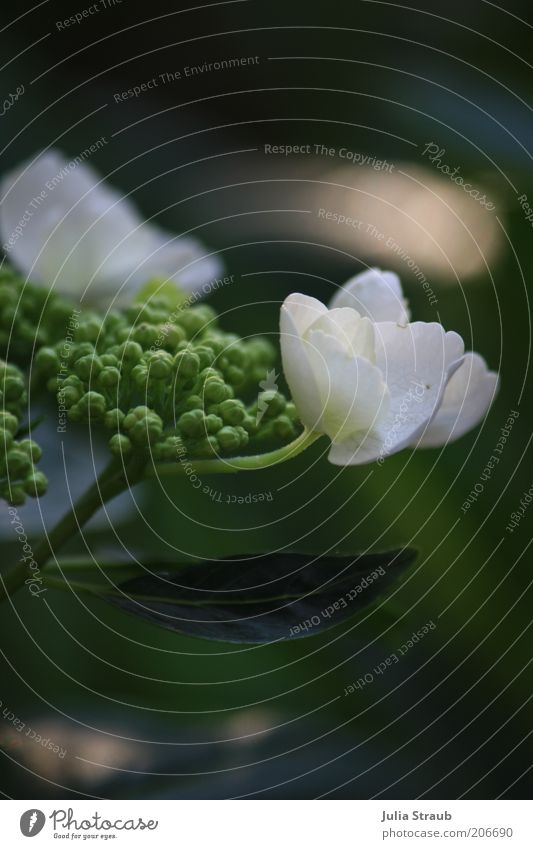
[
  {"left": 0, "top": 150, "right": 222, "bottom": 301},
  {"left": 329, "top": 267, "right": 410, "bottom": 325},
  {"left": 280, "top": 268, "right": 498, "bottom": 465}
]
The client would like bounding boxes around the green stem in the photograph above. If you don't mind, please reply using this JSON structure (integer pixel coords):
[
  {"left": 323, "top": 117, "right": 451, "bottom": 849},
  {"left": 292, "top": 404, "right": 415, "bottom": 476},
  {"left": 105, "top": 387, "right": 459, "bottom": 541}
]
[
  {"left": 147, "top": 428, "right": 323, "bottom": 478},
  {"left": 0, "top": 429, "right": 324, "bottom": 604},
  {"left": 0, "top": 456, "right": 145, "bottom": 604}
]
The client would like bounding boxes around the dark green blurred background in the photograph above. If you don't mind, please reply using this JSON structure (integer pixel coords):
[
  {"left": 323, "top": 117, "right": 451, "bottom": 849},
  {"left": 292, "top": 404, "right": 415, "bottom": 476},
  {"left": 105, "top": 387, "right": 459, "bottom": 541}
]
[{"left": 0, "top": 0, "right": 532, "bottom": 799}]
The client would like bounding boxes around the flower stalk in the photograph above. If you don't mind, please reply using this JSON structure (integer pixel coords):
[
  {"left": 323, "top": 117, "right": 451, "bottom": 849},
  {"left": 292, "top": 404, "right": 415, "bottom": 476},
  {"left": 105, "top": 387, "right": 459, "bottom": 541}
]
[
  {"left": 0, "top": 456, "right": 145, "bottom": 603},
  {"left": 147, "top": 427, "right": 322, "bottom": 477},
  {"left": 0, "top": 429, "right": 323, "bottom": 604}
]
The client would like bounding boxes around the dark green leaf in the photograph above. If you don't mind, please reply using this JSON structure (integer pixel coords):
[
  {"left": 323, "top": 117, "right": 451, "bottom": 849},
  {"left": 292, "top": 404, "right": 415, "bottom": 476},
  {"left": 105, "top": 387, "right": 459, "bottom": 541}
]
[{"left": 101, "top": 548, "right": 417, "bottom": 644}]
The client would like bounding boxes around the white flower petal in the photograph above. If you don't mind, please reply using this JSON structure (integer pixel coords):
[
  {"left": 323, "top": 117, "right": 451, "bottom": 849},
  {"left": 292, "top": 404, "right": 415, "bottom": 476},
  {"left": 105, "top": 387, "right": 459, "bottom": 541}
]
[
  {"left": 328, "top": 429, "right": 386, "bottom": 466},
  {"left": 330, "top": 267, "right": 410, "bottom": 324},
  {"left": 1, "top": 152, "right": 145, "bottom": 293},
  {"left": 280, "top": 295, "right": 327, "bottom": 430},
  {"left": 305, "top": 328, "right": 389, "bottom": 440},
  {"left": 117, "top": 226, "right": 223, "bottom": 294},
  {"left": 329, "top": 324, "right": 464, "bottom": 466},
  {"left": 0, "top": 150, "right": 221, "bottom": 301},
  {"left": 310, "top": 308, "right": 376, "bottom": 361},
  {"left": 281, "top": 292, "right": 328, "bottom": 335},
  {"left": 417, "top": 352, "right": 499, "bottom": 447},
  {"left": 335, "top": 322, "right": 464, "bottom": 465}
]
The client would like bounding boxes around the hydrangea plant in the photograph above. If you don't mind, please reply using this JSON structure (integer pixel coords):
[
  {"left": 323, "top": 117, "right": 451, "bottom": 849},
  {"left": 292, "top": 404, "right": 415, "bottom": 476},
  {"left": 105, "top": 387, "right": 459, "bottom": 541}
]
[{"left": 0, "top": 153, "right": 498, "bottom": 643}]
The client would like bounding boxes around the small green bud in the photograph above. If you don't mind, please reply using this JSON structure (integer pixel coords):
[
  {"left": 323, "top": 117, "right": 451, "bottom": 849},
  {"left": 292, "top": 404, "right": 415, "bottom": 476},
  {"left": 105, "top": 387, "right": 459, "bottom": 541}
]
[
  {"left": 192, "top": 304, "right": 217, "bottom": 326},
  {"left": 104, "top": 408, "right": 125, "bottom": 430},
  {"left": 152, "top": 437, "right": 180, "bottom": 461},
  {"left": 258, "top": 390, "right": 286, "bottom": 418},
  {"left": 146, "top": 350, "right": 173, "bottom": 380},
  {"left": 129, "top": 416, "right": 163, "bottom": 446},
  {"left": 126, "top": 406, "right": 152, "bottom": 423},
  {"left": 133, "top": 322, "right": 159, "bottom": 347},
  {"left": 224, "top": 343, "right": 245, "bottom": 367},
  {"left": 0, "top": 286, "right": 16, "bottom": 309},
  {"left": 173, "top": 350, "right": 200, "bottom": 379},
  {"left": 247, "top": 338, "right": 276, "bottom": 364},
  {"left": 118, "top": 341, "right": 143, "bottom": 363},
  {"left": 102, "top": 311, "right": 124, "bottom": 332},
  {"left": 70, "top": 342, "right": 95, "bottom": 363},
  {"left": 203, "top": 380, "right": 231, "bottom": 404},
  {"left": 116, "top": 326, "right": 132, "bottom": 342},
  {"left": 123, "top": 413, "right": 137, "bottom": 429},
  {"left": 131, "top": 364, "right": 149, "bottom": 388},
  {"left": 285, "top": 401, "right": 298, "bottom": 421},
  {"left": 218, "top": 398, "right": 246, "bottom": 425},
  {"left": 74, "top": 354, "right": 103, "bottom": 381},
  {"left": 242, "top": 415, "right": 259, "bottom": 435},
  {"left": 97, "top": 366, "right": 121, "bottom": 389},
  {"left": 0, "top": 411, "right": 19, "bottom": 434},
  {"left": 3, "top": 375, "right": 25, "bottom": 401},
  {"left": 58, "top": 385, "right": 81, "bottom": 407},
  {"left": 18, "top": 439, "right": 42, "bottom": 462},
  {"left": 6, "top": 484, "right": 25, "bottom": 506},
  {"left": 67, "top": 403, "right": 83, "bottom": 422},
  {"left": 199, "top": 367, "right": 221, "bottom": 382},
  {"left": 1, "top": 305, "right": 18, "bottom": 326},
  {"left": 181, "top": 394, "right": 203, "bottom": 412},
  {"left": 159, "top": 324, "right": 185, "bottom": 350},
  {"left": 76, "top": 317, "right": 102, "bottom": 342},
  {"left": 217, "top": 426, "right": 241, "bottom": 452},
  {"left": 202, "top": 333, "right": 227, "bottom": 356},
  {"left": 204, "top": 414, "right": 223, "bottom": 434},
  {"left": 47, "top": 300, "right": 76, "bottom": 325},
  {"left": 35, "top": 346, "right": 59, "bottom": 373},
  {"left": 24, "top": 470, "right": 48, "bottom": 497},
  {"left": 226, "top": 366, "right": 245, "bottom": 386},
  {"left": 178, "top": 307, "right": 215, "bottom": 337},
  {"left": 62, "top": 374, "right": 84, "bottom": 389},
  {"left": 194, "top": 346, "right": 215, "bottom": 370},
  {"left": 192, "top": 435, "right": 219, "bottom": 457},
  {"left": 177, "top": 409, "right": 205, "bottom": 438},
  {"left": 21, "top": 321, "right": 45, "bottom": 347},
  {"left": 100, "top": 353, "right": 119, "bottom": 368},
  {"left": 273, "top": 415, "right": 297, "bottom": 440},
  {"left": 0, "top": 429, "right": 14, "bottom": 451},
  {"left": 6, "top": 449, "right": 32, "bottom": 478},
  {"left": 235, "top": 426, "right": 249, "bottom": 448},
  {"left": 109, "top": 434, "right": 132, "bottom": 456},
  {"left": 78, "top": 391, "right": 107, "bottom": 418}
]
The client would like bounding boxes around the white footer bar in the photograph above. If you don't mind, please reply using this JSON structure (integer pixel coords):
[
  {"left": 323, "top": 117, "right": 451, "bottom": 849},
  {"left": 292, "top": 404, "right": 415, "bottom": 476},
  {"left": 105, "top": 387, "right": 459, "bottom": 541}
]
[{"left": 1, "top": 800, "right": 531, "bottom": 848}]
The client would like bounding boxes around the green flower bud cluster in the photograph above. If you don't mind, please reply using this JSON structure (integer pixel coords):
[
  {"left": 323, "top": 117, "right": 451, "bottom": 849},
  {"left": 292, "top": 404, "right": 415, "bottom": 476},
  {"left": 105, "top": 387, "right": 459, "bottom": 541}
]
[
  {"left": 0, "top": 382, "right": 47, "bottom": 507},
  {"left": 25, "top": 281, "right": 302, "bottom": 463},
  {"left": 248, "top": 398, "right": 300, "bottom": 445},
  {"left": 0, "top": 265, "right": 80, "bottom": 363},
  {"left": 0, "top": 359, "right": 27, "bottom": 417}
]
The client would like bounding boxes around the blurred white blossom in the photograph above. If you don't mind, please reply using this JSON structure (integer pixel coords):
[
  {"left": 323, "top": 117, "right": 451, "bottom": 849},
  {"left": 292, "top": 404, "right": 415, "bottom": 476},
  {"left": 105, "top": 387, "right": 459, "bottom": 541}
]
[{"left": 0, "top": 150, "right": 222, "bottom": 302}]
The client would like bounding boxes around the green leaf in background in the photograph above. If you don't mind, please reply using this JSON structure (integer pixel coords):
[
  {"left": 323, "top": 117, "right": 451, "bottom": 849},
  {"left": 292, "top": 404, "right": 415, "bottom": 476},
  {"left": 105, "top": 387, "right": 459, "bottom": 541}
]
[{"left": 101, "top": 548, "right": 417, "bottom": 643}]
